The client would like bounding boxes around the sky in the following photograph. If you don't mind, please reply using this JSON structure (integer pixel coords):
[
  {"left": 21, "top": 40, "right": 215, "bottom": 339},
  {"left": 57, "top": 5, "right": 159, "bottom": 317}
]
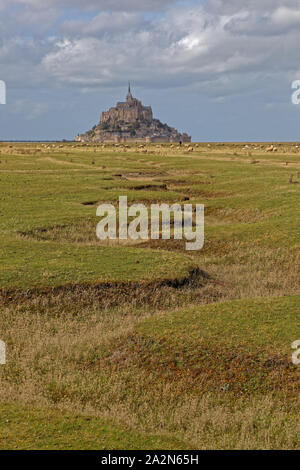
[{"left": 1, "top": 0, "right": 300, "bottom": 141}]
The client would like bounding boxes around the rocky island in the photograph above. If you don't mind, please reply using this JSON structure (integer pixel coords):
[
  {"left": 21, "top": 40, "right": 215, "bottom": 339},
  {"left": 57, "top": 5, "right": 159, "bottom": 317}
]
[{"left": 75, "top": 84, "right": 191, "bottom": 143}]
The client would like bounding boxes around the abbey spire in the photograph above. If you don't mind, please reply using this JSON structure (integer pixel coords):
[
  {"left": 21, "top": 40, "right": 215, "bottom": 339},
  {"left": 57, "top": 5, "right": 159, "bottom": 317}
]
[{"left": 126, "top": 82, "right": 133, "bottom": 101}]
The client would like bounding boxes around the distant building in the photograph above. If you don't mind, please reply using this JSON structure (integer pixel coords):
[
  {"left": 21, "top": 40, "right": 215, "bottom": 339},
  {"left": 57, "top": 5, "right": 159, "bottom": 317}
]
[{"left": 75, "top": 84, "right": 191, "bottom": 143}]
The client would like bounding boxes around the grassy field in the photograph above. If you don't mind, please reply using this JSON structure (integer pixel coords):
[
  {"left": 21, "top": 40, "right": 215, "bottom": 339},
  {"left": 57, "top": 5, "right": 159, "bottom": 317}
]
[{"left": 0, "top": 141, "right": 299, "bottom": 449}]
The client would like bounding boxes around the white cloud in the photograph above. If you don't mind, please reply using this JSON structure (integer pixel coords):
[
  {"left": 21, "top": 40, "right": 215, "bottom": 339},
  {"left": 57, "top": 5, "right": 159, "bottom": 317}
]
[
  {"left": 271, "top": 6, "right": 300, "bottom": 27},
  {"left": 3, "top": 0, "right": 300, "bottom": 98},
  {"left": 13, "top": 0, "right": 176, "bottom": 12},
  {"left": 3, "top": 0, "right": 300, "bottom": 141},
  {"left": 14, "top": 6, "right": 58, "bottom": 34},
  {"left": 60, "top": 12, "right": 143, "bottom": 36},
  {"left": 206, "top": 0, "right": 300, "bottom": 15}
]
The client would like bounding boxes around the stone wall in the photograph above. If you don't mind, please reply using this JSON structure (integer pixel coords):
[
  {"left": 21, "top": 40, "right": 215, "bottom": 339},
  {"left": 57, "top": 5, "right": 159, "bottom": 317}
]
[{"left": 100, "top": 98, "right": 152, "bottom": 125}]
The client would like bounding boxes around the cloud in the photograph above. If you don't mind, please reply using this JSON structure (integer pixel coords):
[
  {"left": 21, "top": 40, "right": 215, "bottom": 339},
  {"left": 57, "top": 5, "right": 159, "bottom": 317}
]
[
  {"left": 3, "top": 0, "right": 300, "bottom": 141},
  {"left": 36, "top": 2, "right": 300, "bottom": 95},
  {"left": 271, "top": 6, "right": 300, "bottom": 27},
  {"left": 60, "top": 12, "right": 143, "bottom": 37},
  {"left": 206, "top": 0, "right": 300, "bottom": 15},
  {"left": 13, "top": 0, "right": 176, "bottom": 12},
  {"left": 3, "top": 0, "right": 300, "bottom": 101},
  {"left": 14, "top": 6, "right": 58, "bottom": 34}
]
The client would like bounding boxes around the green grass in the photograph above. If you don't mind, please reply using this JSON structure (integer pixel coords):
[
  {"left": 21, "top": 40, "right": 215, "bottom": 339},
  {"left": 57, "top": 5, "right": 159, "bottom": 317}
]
[
  {"left": 138, "top": 295, "right": 300, "bottom": 352},
  {"left": 0, "top": 404, "right": 187, "bottom": 450},
  {"left": 0, "top": 237, "right": 194, "bottom": 288},
  {"left": 132, "top": 295, "right": 300, "bottom": 394},
  {"left": 0, "top": 143, "right": 298, "bottom": 288},
  {"left": 0, "top": 141, "right": 299, "bottom": 449}
]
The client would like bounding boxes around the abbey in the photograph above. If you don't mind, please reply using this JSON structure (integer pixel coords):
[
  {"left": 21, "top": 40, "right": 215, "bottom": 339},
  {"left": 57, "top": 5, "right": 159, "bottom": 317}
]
[{"left": 75, "top": 84, "right": 191, "bottom": 143}]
